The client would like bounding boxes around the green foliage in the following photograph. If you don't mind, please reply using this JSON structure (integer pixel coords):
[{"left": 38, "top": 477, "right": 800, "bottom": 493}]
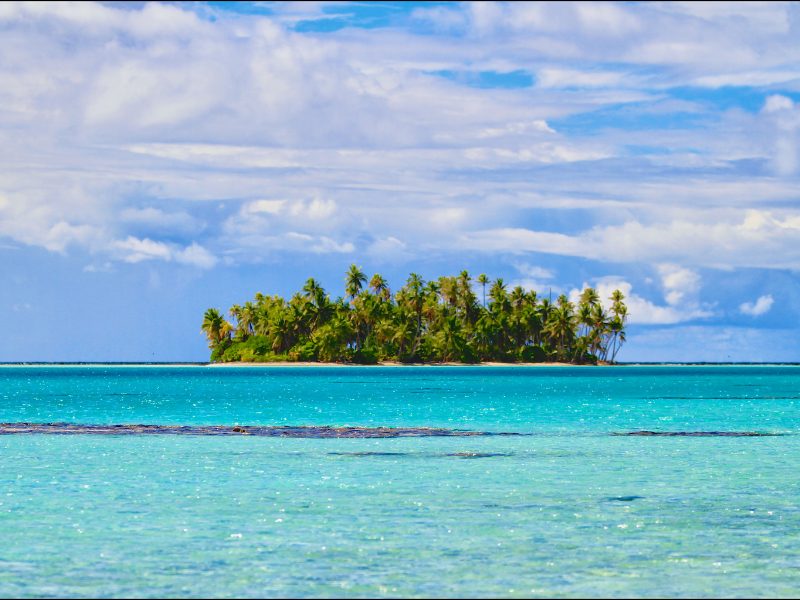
[
  {"left": 352, "top": 347, "right": 379, "bottom": 365},
  {"left": 210, "top": 341, "right": 230, "bottom": 363},
  {"left": 220, "top": 344, "right": 242, "bottom": 362},
  {"left": 518, "top": 345, "right": 547, "bottom": 363},
  {"left": 203, "top": 270, "right": 627, "bottom": 365},
  {"left": 288, "top": 340, "right": 318, "bottom": 362}
]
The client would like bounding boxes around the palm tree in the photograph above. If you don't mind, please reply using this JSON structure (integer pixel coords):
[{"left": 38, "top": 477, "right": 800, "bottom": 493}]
[
  {"left": 510, "top": 286, "right": 526, "bottom": 310},
  {"left": 314, "top": 314, "right": 354, "bottom": 362},
  {"left": 609, "top": 290, "right": 628, "bottom": 362},
  {"left": 544, "top": 296, "right": 575, "bottom": 359},
  {"left": 398, "top": 273, "right": 426, "bottom": 349},
  {"left": 577, "top": 302, "right": 592, "bottom": 339},
  {"left": 206, "top": 269, "right": 628, "bottom": 365},
  {"left": 435, "top": 315, "right": 467, "bottom": 362},
  {"left": 608, "top": 316, "right": 625, "bottom": 362},
  {"left": 369, "top": 273, "right": 390, "bottom": 301},
  {"left": 489, "top": 278, "right": 507, "bottom": 303},
  {"left": 201, "top": 308, "right": 232, "bottom": 349},
  {"left": 477, "top": 273, "right": 488, "bottom": 308},
  {"left": 350, "top": 292, "right": 381, "bottom": 351},
  {"left": 237, "top": 302, "right": 257, "bottom": 340},
  {"left": 228, "top": 304, "right": 243, "bottom": 339},
  {"left": 345, "top": 264, "right": 367, "bottom": 300},
  {"left": 439, "top": 276, "right": 458, "bottom": 307},
  {"left": 589, "top": 303, "right": 610, "bottom": 360},
  {"left": 456, "top": 270, "right": 479, "bottom": 325},
  {"left": 302, "top": 278, "right": 331, "bottom": 329},
  {"left": 579, "top": 287, "right": 600, "bottom": 308},
  {"left": 392, "top": 317, "right": 417, "bottom": 361},
  {"left": 302, "top": 277, "right": 324, "bottom": 303}
]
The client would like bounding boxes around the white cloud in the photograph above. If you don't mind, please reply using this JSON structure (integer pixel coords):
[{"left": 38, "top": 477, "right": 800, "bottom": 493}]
[
  {"left": 221, "top": 229, "right": 354, "bottom": 258},
  {"left": 463, "top": 209, "right": 800, "bottom": 270},
  {"left": 515, "top": 263, "right": 555, "bottom": 280},
  {"left": 764, "top": 95, "right": 795, "bottom": 113},
  {"left": 508, "top": 262, "right": 557, "bottom": 293},
  {"left": 113, "top": 236, "right": 172, "bottom": 263},
  {"left": 411, "top": 5, "right": 468, "bottom": 32},
  {"left": 536, "top": 67, "right": 632, "bottom": 89},
  {"left": 759, "top": 95, "right": 800, "bottom": 176},
  {"left": 310, "top": 236, "right": 355, "bottom": 254},
  {"left": 83, "top": 262, "right": 113, "bottom": 273},
  {"left": 477, "top": 119, "right": 555, "bottom": 137},
  {"left": 242, "top": 198, "right": 338, "bottom": 221},
  {"left": 289, "top": 198, "right": 337, "bottom": 221},
  {"left": 112, "top": 236, "right": 217, "bottom": 269},
  {"left": 658, "top": 264, "right": 701, "bottom": 306},
  {"left": 175, "top": 242, "right": 218, "bottom": 269},
  {"left": 5, "top": 1, "right": 800, "bottom": 363},
  {"left": 739, "top": 294, "right": 774, "bottom": 316},
  {"left": 1, "top": 0, "right": 800, "bottom": 285},
  {"left": 120, "top": 207, "right": 201, "bottom": 233},
  {"left": 569, "top": 277, "right": 712, "bottom": 325},
  {"left": 245, "top": 200, "right": 287, "bottom": 215},
  {"left": 366, "top": 236, "right": 411, "bottom": 262}
]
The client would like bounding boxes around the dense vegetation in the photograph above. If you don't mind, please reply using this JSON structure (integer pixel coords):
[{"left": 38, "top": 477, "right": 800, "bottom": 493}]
[{"left": 202, "top": 265, "right": 628, "bottom": 364}]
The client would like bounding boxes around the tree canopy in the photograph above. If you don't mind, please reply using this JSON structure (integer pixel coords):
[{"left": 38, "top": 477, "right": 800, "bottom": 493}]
[{"left": 202, "top": 266, "right": 628, "bottom": 365}]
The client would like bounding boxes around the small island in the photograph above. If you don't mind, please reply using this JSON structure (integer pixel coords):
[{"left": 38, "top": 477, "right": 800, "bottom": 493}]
[{"left": 202, "top": 265, "right": 628, "bottom": 365}]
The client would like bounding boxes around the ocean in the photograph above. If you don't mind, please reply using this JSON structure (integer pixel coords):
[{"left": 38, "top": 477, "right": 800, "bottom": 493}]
[{"left": 1, "top": 365, "right": 798, "bottom": 597}]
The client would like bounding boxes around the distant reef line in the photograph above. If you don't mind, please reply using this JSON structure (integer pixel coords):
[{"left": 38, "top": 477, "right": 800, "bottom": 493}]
[
  {"left": 0, "top": 423, "right": 781, "bottom": 438},
  {"left": 0, "top": 423, "right": 519, "bottom": 438}
]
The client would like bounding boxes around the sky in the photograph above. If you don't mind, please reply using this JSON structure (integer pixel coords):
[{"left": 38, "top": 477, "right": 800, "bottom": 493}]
[{"left": 1, "top": 1, "right": 800, "bottom": 362}]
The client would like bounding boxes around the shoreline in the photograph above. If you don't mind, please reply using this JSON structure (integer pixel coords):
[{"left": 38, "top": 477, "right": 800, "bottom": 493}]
[
  {"left": 207, "top": 360, "right": 594, "bottom": 367},
  {"left": 2, "top": 362, "right": 799, "bottom": 367}
]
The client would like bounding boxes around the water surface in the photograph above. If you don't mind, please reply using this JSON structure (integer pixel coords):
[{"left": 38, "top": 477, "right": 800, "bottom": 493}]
[{"left": 1, "top": 366, "right": 799, "bottom": 597}]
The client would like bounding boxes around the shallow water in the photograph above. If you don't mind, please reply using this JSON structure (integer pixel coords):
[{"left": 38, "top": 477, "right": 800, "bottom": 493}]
[{"left": 1, "top": 365, "right": 799, "bottom": 597}]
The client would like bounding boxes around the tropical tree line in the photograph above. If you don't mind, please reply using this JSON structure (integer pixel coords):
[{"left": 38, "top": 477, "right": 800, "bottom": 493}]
[{"left": 201, "top": 265, "right": 628, "bottom": 364}]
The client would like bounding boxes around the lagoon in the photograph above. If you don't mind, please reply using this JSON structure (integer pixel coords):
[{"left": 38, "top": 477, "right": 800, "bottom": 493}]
[{"left": 1, "top": 365, "right": 799, "bottom": 597}]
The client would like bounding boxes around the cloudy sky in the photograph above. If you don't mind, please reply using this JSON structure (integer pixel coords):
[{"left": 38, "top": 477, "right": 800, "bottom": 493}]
[{"left": 2, "top": 1, "right": 800, "bottom": 362}]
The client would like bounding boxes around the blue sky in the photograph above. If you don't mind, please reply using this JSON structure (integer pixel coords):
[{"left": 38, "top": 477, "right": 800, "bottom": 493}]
[{"left": 2, "top": 1, "right": 800, "bottom": 362}]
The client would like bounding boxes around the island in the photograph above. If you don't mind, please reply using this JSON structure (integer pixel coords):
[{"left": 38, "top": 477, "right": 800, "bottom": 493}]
[{"left": 202, "top": 265, "right": 628, "bottom": 365}]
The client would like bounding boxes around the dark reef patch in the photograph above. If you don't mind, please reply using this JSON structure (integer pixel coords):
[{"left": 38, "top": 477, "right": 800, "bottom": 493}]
[
  {"left": 616, "top": 430, "right": 781, "bottom": 437},
  {"left": 445, "top": 452, "right": 512, "bottom": 458},
  {"left": 328, "top": 451, "right": 410, "bottom": 456},
  {"left": 0, "top": 422, "right": 522, "bottom": 438}
]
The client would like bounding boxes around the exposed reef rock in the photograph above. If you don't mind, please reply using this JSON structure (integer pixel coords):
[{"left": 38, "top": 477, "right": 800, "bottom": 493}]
[
  {"left": 616, "top": 430, "right": 780, "bottom": 437},
  {"left": 445, "top": 452, "right": 512, "bottom": 458},
  {"left": 0, "top": 422, "right": 521, "bottom": 438}
]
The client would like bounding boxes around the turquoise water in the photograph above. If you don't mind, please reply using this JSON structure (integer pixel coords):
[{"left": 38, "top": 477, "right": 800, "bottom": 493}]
[{"left": 1, "top": 365, "right": 799, "bottom": 597}]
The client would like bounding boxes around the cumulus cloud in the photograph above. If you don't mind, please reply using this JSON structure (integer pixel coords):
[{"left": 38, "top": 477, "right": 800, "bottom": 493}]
[
  {"left": 658, "top": 264, "right": 701, "bottom": 307},
  {"left": 120, "top": 207, "right": 202, "bottom": 233},
  {"left": 366, "top": 236, "right": 412, "bottom": 262},
  {"left": 569, "top": 275, "right": 712, "bottom": 325},
  {"left": 1, "top": 0, "right": 800, "bottom": 285},
  {"left": 739, "top": 294, "right": 774, "bottom": 316},
  {"left": 515, "top": 263, "right": 555, "bottom": 280},
  {"left": 112, "top": 236, "right": 217, "bottom": 269},
  {"left": 463, "top": 209, "right": 800, "bottom": 270},
  {"left": 507, "top": 262, "right": 557, "bottom": 293},
  {"left": 760, "top": 95, "right": 800, "bottom": 176},
  {"left": 175, "top": 242, "right": 218, "bottom": 269},
  {"left": 114, "top": 236, "right": 173, "bottom": 263}
]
